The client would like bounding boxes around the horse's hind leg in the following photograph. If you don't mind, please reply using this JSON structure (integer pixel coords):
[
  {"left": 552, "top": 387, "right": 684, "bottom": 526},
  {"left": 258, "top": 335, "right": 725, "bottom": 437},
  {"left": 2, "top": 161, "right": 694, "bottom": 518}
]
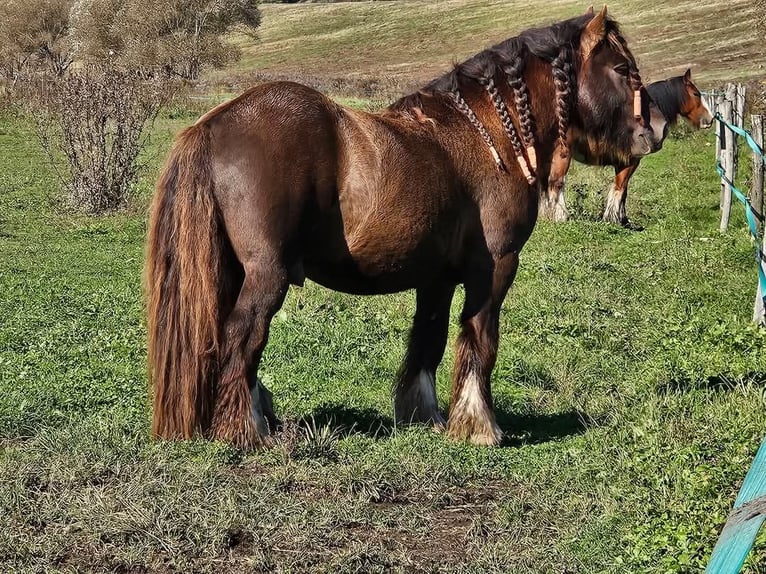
[
  {"left": 394, "top": 282, "right": 455, "bottom": 429},
  {"left": 447, "top": 253, "right": 518, "bottom": 446},
  {"left": 211, "top": 258, "right": 288, "bottom": 449}
]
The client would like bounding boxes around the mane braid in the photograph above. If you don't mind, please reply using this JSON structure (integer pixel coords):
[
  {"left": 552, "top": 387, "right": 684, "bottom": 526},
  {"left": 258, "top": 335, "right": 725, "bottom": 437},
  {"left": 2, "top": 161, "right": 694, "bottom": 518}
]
[
  {"left": 502, "top": 52, "right": 537, "bottom": 168},
  {"left": 480, "top": 77, "right": 536, "bottom": 184},
  {"left": 386, "top": 14, "right": 605, "bottom": 168},
  {"left": 551, "top": 46, "right": 573, "bottom": 158},
  {"left": 449, "top": 90, "right": 505, "bottom": 170}
]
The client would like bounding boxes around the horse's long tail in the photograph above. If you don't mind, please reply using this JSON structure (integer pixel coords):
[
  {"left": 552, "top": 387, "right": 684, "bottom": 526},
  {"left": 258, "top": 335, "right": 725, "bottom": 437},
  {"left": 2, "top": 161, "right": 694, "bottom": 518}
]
[{"left": 145, "top": 124, "right": 224, "bottom": 440}]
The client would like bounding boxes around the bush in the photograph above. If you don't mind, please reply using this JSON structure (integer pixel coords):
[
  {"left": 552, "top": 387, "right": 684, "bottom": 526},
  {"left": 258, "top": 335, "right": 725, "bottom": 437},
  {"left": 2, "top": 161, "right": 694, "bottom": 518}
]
[
  {"left": 2, "top": 1, "right": 262, "bottom": 214},
  {"left": 24, "top": 68, "right": 170, "bottom": 213},
  {"left": 70, "top": 0, "right": 261, "bottom": 80}
]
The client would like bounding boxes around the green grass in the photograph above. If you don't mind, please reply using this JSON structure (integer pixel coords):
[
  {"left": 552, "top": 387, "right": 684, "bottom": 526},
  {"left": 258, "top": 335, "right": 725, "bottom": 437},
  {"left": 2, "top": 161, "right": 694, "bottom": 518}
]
[
  {"left": 219, "top": 0, "right": 762, "bottom": 91},
  {"left": 2, "top": 108, "right": 766, "bottom": 572}
]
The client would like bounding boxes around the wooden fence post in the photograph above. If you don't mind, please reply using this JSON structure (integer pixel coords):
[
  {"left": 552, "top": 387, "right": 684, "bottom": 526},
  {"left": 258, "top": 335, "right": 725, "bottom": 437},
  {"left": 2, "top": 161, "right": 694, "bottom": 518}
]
[
  {"left": 716, "top": 93, "right": 725, "bottom": 164},
  {"left": 734, "top": 85, "right": 747, "bottom": 176},
  {"left": 751, "top": 115, "right": 765, "bottom": 235},
  {"left": 720, "top": 99, "right": 735, "bottom": 233},
  {"left": 752, "top": 115, "right": 765, "bottom": 324},
  {"left": 736, "top": 84, "right": 747, "bottom": 128}
]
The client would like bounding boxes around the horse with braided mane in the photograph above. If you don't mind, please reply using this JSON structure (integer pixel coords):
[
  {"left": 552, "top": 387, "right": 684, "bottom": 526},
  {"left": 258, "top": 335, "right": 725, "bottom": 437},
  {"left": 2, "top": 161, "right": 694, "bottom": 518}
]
[{"left": 146, "top": 7, "right": 666, "bottom": 449}]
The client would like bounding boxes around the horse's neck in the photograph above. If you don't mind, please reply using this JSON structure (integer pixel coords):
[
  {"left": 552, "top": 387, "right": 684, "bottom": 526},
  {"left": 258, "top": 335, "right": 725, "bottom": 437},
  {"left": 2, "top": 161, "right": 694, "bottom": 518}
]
[{"left": 647, "top": 79, "right": 682, "bottom": 125}]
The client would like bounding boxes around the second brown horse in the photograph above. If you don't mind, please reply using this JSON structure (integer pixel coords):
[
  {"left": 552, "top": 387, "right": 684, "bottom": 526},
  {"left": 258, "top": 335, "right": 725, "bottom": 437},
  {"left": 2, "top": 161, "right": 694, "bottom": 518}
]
[
  {"left": 146, "top": 8, "right": 666, "bottom": 449},
  {"left": 541, "top": 68, "right": 713, "bottom": 224}
]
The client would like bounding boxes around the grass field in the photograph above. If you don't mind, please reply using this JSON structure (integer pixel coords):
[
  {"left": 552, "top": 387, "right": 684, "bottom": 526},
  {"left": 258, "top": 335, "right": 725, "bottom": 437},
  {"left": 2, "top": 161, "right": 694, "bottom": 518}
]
[
  {"left": 2, "top": 1, "right": 766, "bottom": 572},
  {"left": 220, "top": 0, "right": 763, "bottom": 94},
  {"left": 3, "top": 107, "right": 766, "bottom": 572}
]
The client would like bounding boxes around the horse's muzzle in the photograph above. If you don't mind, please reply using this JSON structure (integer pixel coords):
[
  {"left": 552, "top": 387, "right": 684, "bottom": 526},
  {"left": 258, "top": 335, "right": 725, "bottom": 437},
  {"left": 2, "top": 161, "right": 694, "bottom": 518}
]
[{"left": 633, "top": 128, "right": 662, "bottom": 156}]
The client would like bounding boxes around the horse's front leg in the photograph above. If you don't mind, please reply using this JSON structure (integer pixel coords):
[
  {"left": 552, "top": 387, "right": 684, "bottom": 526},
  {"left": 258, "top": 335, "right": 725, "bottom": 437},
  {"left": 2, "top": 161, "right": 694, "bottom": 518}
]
[
  {"left": 603, "top": 160, "right": 640, "bottom": 225},
  {"left": 394, "top": 282, "right": 456, "bottom": 429},
  {"left": 447, "top": 253, "right": 519, "bottom": 446},
  {"left": 539, "top": 149, "right": 571, "bottom": 222}
]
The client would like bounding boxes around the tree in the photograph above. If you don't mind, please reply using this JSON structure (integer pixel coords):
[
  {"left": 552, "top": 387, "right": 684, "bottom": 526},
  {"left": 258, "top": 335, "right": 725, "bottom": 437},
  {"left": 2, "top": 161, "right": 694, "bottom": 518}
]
[{"left": 70, "top": 0, "right": 261, "bottom": 79}]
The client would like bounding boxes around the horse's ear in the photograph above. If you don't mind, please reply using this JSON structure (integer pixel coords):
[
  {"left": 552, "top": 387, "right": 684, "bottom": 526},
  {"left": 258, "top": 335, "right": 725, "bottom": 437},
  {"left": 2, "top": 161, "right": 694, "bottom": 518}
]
[
  {"left": 585, "top": 5, "right": 594, "bottom": 16},
  {"left": 683, "top": 68, "right": 692, "bottom": 83},
  {"left": 581, "top": 5, "right": 608, "bottom": 60}
]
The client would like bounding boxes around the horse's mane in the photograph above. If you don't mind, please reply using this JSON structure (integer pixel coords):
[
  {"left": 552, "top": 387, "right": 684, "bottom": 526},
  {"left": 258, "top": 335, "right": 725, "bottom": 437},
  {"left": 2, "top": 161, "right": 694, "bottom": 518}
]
[
  {"left": 387, "top": 14, "right": 639, "bottom": 160},
  {"left": 646, "top": 76, "right": 685, "bottom": 124}
]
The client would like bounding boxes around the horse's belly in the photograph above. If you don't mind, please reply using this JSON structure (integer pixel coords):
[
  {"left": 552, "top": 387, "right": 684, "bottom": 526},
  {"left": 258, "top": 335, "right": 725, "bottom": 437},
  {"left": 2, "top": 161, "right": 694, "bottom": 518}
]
[
  {"left": 300, "top": 210, "right": 456, "bottom": 295},
  {"left": 303, "top": 262, "right": 424, "bottom": 295}
]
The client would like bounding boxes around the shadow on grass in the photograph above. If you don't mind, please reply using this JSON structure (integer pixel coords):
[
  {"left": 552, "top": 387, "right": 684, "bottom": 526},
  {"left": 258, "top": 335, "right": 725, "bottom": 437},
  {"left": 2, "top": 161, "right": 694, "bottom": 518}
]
[
  {"left": 303, "top": 403, "right": 395, "bottom": 439},
  {"left": 300, "top": 403, "right": 588, "bottom": 447},
  {"left": 657, "top": 371, "right": 766, "bottom": 394},
  {"left": 496, "top": 409, "right": 588, "bottom": 447}
]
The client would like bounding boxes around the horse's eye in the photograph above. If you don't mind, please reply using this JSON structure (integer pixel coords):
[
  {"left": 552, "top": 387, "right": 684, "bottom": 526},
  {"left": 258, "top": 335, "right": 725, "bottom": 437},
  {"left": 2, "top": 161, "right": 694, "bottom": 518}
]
[{"left": 613, "top": 63, "right": 629, "bottom": 77}]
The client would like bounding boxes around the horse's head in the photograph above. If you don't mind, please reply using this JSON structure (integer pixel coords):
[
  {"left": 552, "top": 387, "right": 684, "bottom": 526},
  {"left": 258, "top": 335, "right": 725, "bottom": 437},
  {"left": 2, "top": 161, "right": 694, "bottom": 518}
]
[
  {"left": 574, "top": 7, "right": 666, "bottom": 159},
  {"left": 679, "top": 69, "right": 713, "bottom": 128}
]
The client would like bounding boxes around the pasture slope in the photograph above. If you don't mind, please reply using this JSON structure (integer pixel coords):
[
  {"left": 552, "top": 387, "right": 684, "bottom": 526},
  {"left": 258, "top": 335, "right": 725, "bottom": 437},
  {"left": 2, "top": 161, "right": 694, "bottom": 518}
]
[
  {"left": 2, "top": 1, "right": 766, "bottom": 573},
  {"left": 224, "top": 0, "right": 762, "bottom": 93}
]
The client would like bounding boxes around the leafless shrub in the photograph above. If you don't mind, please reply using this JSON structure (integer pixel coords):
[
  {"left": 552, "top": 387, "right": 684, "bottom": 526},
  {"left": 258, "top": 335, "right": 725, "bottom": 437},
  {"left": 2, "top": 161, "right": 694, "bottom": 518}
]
[{"left": 24, "top": 67, "right": 171, "bottom": 213}]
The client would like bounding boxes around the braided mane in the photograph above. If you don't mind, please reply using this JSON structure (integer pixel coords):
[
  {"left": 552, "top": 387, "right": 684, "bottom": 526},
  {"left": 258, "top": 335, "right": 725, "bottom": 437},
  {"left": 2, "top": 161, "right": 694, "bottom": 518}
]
[{"left": 388, "top": 14, "right": 639, "bottom": 165}]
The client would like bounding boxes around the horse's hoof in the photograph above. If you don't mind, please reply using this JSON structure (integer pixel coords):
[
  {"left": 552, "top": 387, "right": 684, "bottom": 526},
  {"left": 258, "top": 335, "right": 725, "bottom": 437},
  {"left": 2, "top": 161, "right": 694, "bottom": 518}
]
[
  {"left": 395, "top": 411, "right": 447, "bottom": 432},
  {"left": 211, "top": 417, "right": 272, "bottom": 451},
  {"left": 553, "top": 209, "right": 570, "bottom": 222},
  {"left": 446, "top": 419, "right": 503, "bottom": 446}
]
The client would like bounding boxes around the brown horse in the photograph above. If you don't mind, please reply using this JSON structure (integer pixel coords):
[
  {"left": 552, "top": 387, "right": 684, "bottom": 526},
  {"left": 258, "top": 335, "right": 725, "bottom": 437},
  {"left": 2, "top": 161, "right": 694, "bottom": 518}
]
[
  {"left": 146, "top": 7, "right": 665, "bottom": 449},
  {"left": 541, "top": 68, "right": 713, "bottom": 224}
]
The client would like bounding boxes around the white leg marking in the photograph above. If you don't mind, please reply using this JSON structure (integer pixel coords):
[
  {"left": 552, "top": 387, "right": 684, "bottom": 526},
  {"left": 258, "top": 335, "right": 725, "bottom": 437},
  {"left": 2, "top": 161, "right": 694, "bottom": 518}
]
[
  {"left": 453, "top": 372, "right": 486, "bottom": 421},
  {"left": 553, "top": 184, "right": 569, "bottom": 222},
  {"left": 414, "top": 370, "right": 438, "bottom": 413},
  {"left": 603, "top": 183, "right": 624, "bottom": 223},
  {"left": 250, "top": 379, "right": 269, "bottom": 437},
  {"left": 396, "top": 369, "right": 446, "bottom": 427},
  {"left": 450, "top": 371, "right": 503, "bottom": 446}
]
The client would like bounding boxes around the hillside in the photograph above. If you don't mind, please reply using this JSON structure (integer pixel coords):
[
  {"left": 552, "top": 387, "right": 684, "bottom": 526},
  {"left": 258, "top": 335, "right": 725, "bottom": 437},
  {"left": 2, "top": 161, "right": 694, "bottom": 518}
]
[{"left": 218, "top": 0, "right": 762, "bottom": 96}]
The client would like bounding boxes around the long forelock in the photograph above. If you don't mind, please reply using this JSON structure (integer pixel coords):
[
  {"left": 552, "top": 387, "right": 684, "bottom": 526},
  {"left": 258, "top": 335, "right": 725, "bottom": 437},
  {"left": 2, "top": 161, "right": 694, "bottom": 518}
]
[{"left": 605, "top": 26, "right": 642, "bottom": 90}]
